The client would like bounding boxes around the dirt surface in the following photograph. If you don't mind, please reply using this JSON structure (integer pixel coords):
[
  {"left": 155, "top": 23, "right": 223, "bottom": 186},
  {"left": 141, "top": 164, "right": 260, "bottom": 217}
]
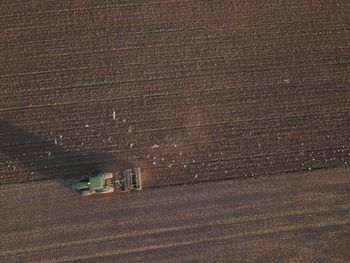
[
  {"left": 0, "top": 2, "right": 350, "bottom": 261},
  {"left": 1, "top": 0, "right": 350, "bottom": 185},
  {"left": 0, "top": 168, "right": 349, "bottom": 262}
]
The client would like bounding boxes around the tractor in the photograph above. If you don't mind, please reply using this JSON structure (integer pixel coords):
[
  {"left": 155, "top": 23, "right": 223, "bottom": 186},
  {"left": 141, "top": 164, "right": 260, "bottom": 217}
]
[{"left": 71, "top": 168, "right": 142, "bottom": 196}]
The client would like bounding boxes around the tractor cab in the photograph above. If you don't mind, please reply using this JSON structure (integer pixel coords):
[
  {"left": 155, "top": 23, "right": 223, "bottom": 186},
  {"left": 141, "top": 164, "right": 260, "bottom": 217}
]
[
  {"left": 89, "top": 174, "right": 105, "bottom": 190},
  {"left": 71, "top": 173, "right": 109, "bottom": 191}
]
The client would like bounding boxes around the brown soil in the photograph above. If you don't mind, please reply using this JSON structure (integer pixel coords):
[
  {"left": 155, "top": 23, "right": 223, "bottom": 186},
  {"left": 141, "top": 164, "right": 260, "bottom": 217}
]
[
  {"left": 1, "top": 168, "right": 349, "bottom": 262},
  {"left": 1, "top": 1, "right": 349, "bottom": 187}
]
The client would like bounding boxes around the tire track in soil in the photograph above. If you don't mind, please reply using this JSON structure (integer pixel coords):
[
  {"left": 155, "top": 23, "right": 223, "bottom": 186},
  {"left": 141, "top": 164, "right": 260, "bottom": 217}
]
[{"left": 0, "top": 168, "right": 349, "bottom": 262}]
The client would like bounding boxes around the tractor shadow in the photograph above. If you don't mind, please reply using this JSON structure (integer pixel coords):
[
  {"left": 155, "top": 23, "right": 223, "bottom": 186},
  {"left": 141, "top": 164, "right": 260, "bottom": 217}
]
[{"left": 0, "top": 119, "right": 133, "bottom": 187}]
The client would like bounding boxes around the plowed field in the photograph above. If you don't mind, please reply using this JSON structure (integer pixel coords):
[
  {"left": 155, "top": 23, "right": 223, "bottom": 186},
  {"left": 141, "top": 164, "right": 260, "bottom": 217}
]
[
  {"left": 1, "top": 168, "right": 349, "bottom": 262},
  {"left": 1, "top": 0, "right": 349, "bottom": 186},
  {"left": 1, "top": 1, "right": 350, "bottom": 262}
]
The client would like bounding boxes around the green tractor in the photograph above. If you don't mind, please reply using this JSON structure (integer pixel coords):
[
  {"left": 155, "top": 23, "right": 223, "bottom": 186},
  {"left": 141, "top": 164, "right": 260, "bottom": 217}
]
[{"left": 71, "top": 168, "right": 142, "bottom": 196}]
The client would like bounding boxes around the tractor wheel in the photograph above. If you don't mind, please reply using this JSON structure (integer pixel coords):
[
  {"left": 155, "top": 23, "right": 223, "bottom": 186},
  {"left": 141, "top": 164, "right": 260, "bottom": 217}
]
[
  {"left": 81, "top": 190, "right": 93, "bottom": 196},
  {"left": 105, "top": 179, "right": 113, "bottom": 186},
  {"left": 103, "top": 173, "right": 113, "bottom": 180},
  {"left": 100, "top": 186, "right": 114, "bottom": 194}
]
